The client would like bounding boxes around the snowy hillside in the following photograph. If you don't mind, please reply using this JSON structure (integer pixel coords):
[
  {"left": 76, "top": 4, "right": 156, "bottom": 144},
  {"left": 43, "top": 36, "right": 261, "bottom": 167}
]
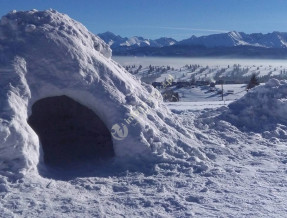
[
  {"left": 125, "top": 61, "right": 287, "bottom": 86},
  {"left": 0, "top": 10, "right": 287, "bottom": 218}
]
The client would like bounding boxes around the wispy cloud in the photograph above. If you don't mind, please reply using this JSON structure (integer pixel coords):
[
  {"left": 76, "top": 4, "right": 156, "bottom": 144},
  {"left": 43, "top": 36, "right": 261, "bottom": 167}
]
[
  {"left": 114, "top": 25, "right": 229, "bottom": 33},
  {"left": 156, "top": 26, "right": 229, "bottom": 33},
  {"left": 108, "top": 25, "right": 230, "bottom": 39}
]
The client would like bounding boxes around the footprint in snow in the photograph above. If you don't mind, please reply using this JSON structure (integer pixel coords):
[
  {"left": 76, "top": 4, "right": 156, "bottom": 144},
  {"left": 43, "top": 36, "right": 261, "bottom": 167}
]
[
  {"left": 185, "top": 195, "right": 204, "bottom": 204},
  {"left": 112, "top": 185, "right": 129, "bottom": 192}
]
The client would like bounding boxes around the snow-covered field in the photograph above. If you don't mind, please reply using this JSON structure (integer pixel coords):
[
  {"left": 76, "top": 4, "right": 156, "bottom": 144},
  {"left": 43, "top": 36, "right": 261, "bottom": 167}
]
[
  {"left": 0, "top": 10, "right": 287, "bottom": 218},
  {"left": 115, "top": 56, "right": 287, "bottom": 84},
  {"left": 177, "top": 84, "right": 246, "bottom": 102},
  {"left": 165, "top": 84, "right": 246, "bottom": 111},
  {"left": 166, "top": 101, "right": 232, "bottom": 111},
  {"left": 2, "top": 80, "right": 287, "bottom": 217},
  {"left": 113, "top": 56, "right": 287, "bottom": 69}
]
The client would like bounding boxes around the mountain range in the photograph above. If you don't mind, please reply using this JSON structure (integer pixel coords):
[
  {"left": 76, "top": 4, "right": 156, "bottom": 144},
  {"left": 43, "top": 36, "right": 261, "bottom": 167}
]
[
  {"left": 97, "top": 31, "right": 177, "bottom": 48},
  {"left": 97, "top": 31, "right": 287, "bottom": 58}
]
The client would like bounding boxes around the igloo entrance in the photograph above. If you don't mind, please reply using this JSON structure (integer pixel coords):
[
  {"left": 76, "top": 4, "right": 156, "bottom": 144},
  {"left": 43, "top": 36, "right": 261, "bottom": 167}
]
[{"left": 28, "top": 95, "right": 114, "bottom": 166}]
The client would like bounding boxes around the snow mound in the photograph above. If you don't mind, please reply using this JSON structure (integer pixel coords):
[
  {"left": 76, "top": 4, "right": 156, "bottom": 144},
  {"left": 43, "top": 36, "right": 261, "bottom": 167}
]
[
  {"left": 222, "top": 79, "right": 287, "bottom": 132},
  {"left": 0, "top": 10, "right": 205, "bottom": 176}
]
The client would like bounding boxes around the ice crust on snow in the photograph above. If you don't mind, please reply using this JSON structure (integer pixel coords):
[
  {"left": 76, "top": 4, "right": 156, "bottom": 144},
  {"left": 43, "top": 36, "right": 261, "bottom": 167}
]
[{"left": 0, "top": 10, "right": 205, "bottom": 176}]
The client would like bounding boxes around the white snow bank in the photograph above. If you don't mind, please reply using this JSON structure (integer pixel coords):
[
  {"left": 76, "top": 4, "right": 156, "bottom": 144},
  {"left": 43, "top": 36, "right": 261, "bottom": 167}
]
[
  {"left": 222, "top": 79, "right": 287, "bottom": 132},
  {"left": 0, "top": 10, "right": 206, "bottom": 176}
]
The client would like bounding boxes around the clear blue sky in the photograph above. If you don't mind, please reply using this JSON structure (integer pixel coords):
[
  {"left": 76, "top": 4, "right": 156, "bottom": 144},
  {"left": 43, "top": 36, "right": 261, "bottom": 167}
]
[{"left": 1, "top": 0, "right": 286, "bottom": 40}]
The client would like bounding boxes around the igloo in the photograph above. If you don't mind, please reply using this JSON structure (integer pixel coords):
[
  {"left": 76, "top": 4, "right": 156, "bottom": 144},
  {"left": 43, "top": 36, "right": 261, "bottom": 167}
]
[{"left": 0, "top": 10, "right": 205, "bottom": 176}]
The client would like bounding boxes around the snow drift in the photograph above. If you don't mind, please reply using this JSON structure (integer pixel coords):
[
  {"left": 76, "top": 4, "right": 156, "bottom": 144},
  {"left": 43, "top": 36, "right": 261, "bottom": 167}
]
[
  {"left": 222, "top": 79, "right": 287, "bottom": 133},
  {"left": 0, "top": 10, "right": 204, "bottom": 176}
]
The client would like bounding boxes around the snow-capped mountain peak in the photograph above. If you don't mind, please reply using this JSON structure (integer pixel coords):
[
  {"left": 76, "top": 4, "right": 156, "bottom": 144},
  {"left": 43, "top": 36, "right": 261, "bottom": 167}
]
[
  {"left": 179, "top": 31, "right": 287, "bottom": 48},
  {"left": 97, "top": 32, "right": 177, "bottom": 48},
  {"left": 98, "top": 31, "right": 287, "bottom": 50}
]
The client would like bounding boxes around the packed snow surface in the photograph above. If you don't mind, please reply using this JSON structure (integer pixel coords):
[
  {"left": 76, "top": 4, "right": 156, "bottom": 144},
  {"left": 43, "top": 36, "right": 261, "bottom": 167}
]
[{"left": 0, "top": 10, "right": 286, "bottom": 217}]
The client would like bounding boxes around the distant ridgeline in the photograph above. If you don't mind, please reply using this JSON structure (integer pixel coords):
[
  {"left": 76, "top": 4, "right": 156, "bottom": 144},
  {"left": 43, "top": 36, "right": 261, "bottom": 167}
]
[{"left": 98, "top": 31, "right": 287, "bottom": 58}]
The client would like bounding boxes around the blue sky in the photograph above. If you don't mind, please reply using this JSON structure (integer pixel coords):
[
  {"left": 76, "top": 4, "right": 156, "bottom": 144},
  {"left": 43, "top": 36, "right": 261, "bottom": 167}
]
[{"left": 0, "top": 0, "right": 286, "bottom": 40}]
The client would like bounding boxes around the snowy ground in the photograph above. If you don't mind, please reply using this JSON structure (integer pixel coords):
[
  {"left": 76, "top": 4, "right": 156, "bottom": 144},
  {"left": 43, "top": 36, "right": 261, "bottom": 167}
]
[
  {"left": 1, "top": 82, "right": 287, "bottom": 217},
  {"left": 166, "top": 101, "right": 232, "bottom": 111},
  {"left": 172, "top": 84, "right": 246, "bottom": 102},
  {"left": 1, "top": 109, "right": 287, "bottom": 217},
  {"left": 163, "top": 83, "right": 246, "bottom": 112}
]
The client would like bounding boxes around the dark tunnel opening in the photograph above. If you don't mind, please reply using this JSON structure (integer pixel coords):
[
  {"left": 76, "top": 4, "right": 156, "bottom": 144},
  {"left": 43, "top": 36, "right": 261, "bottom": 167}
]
[{"left": 28, "top": 95, "right": 114, "bottom": 167}]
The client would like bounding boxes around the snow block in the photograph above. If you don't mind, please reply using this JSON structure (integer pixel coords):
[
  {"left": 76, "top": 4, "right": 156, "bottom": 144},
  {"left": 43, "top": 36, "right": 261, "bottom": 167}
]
[{"left": 222, "top": 79, "right": 287, "bottom": 131}]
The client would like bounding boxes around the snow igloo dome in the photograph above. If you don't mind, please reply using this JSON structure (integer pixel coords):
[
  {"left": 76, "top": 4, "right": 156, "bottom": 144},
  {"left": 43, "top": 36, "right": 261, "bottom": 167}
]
[{"left": 0, "top": 9, "right": 205, "bottom": 176}]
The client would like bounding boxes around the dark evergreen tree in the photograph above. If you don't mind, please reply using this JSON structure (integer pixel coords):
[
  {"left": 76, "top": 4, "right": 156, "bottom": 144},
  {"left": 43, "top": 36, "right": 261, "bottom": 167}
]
[{"left": 247, "top": 74, "right": 259, "bottom": 91}]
